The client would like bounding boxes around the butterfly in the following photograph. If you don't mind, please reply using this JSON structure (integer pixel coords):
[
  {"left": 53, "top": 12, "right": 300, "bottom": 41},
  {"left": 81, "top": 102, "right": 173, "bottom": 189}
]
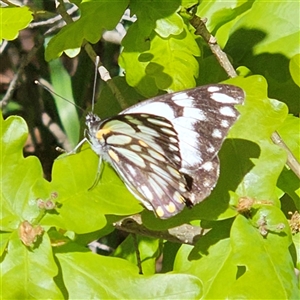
[{"left": 80, "top": 84, "right": 244, "bottom": 219}]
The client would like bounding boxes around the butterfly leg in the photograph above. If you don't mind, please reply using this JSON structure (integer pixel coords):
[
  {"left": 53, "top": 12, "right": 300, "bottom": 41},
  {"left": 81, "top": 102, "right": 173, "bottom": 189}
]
[
  {"left": 88, "top": 155, "right": 103, "bottom": 190},
  {"left": 55, "top": 137, "right": 89, "bottom": 158},
  {"left": 69, "top": 137, "right": 89, "bottom": 154}
]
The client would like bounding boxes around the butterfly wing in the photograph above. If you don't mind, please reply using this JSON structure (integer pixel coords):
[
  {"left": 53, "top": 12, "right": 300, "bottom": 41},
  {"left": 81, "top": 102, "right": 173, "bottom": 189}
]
[
  {"left": 87, "top": 84, "right": 244, "bottom": 218},
  {"left": 120, "top": 84, "right": 244, "bottom": 206}
]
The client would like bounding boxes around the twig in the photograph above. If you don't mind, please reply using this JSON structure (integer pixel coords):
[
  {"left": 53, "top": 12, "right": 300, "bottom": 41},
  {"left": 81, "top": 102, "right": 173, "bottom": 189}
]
[
  {"left": 0, "top": 35, "right": 44, "bottom": 110},
  {"left": 114, "top": 215, "right": 209, "bottom": 246},
  {"left": 29, "top": 5, "right": 78, "bottom": 29},
  {"left": 56, "top": 0, "right": 74, "bottom": 24},
  {"left": 189, "top": 15, "right": 300, "bottom": 180},
  {"left": 190, "top": 16, "right": 237, "bottom": 78},
  {"left": 271, "top": 132, "right": 300, "bottom": 178}
]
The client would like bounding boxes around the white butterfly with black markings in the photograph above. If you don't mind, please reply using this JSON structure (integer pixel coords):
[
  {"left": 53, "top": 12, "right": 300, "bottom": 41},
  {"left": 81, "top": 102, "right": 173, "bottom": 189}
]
[{"left": 79, "top": 84, "right": 244, "bottom": 219}]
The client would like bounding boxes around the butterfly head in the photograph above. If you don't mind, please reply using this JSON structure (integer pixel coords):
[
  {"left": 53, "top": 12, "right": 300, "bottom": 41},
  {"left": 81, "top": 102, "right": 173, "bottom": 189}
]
[{"left": 86, "top": 112, "right": 101, "bottom": 127}]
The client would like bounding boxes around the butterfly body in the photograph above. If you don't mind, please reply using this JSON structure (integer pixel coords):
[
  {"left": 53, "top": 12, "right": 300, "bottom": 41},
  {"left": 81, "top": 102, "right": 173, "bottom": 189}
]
[{"left": 85, "top": 84, "right": 244, "bottom": 219}]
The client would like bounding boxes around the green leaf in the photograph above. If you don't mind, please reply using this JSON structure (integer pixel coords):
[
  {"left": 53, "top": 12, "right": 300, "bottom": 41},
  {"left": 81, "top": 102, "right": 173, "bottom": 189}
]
[
  {"left": 114, "top": 235, "right": 160, "bottom": 275},
  {"left": 48, "top": 57, "right": 80, "bottom": 149},
  {"left": 155, "top": 12, "right": 184, "bottom": 38},
  {"left": 292, "top": 232, "right": 300, "bottom": 270},
  {"left": 228, "top": 76, "right": 288, "bottom": 203},
  {"left": 147, "top": 28, "right": 200, "bottom": 92},
  {"left": 219, "top": 1, "right": 300, "bottom": 57},
  {"left": 228, "top": 212, "right": 297, "bottom": 299},
  {"left": 56, "top": 249, "right": 202, "bottom": 299},
  {"left": 174, "top": 211, "right": 297, "bottom": 299},
  {"left": 197, "top": 0, "right": 252, "bottom": 42},
  {"left": 289, "top": 54, "right": 300, "bottom": 87},
  {"left": 1, "top": 231, "right": 63, "bottom": 299},
  {"left": 252, "top": 2, "right": 300, "bottom": 56},
  {"left": 119, "top": 0, "right": 200, "bottom": 96},
  {"left": 173, "top": 219, "right": 233, "bottom": 277},
  {"left": 160, "top": 241, "right": 181, "bottom": 273},
  {"left": 219, "top": 1, "right": 300, "bottom": 114},
  {"left": 174, "top": 238, "right": 234, "bottom": 298},
  {"left": 45, "top": 0, "right": 128, "bottom": 61},
  {"left": 0, "top": 232, "right": 11, "bottom": 256},
  {"left": 0, "top": 113, "right": 51, "bottom": 231},
  {"left": 0, "top": 7, "right": 33, "bottom": 42}
]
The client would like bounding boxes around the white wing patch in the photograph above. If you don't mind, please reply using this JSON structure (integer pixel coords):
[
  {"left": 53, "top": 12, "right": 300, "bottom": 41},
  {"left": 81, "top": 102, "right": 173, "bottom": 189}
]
[
  {"left": 211, "top": 92, "right": 237, "bottom": 103},
  {"left": 220, "top": 119, "right": 230, "bottom": 128},
  {"left": 125, "top": 102, "right": 176, "bottom": 119},
  {"left": 183, "top": 107, "right": 207, "bottom": 121},
  {"left": 212, "top": 129, "right": 222, "bottom": 139},
  {"left": 207, "top": 85, "right": 221, "bottom": 92},
  {"left": 219, "top": 106, "right": 236, "bottom": 117}
]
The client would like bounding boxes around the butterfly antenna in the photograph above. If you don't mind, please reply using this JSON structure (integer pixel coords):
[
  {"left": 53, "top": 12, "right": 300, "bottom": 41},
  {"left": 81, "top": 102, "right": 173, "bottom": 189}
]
[
  {"left": 34, "top": 79, "right": 85, "bottom": 113},
  {"left": 91, "top": 56, "right": 100, "bottom": 112}
]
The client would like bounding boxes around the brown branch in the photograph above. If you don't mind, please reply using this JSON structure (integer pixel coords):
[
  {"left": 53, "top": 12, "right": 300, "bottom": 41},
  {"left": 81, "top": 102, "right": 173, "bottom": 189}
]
[
  {"left": 190, "top": 16, "right": 237, "bottom": 78},
  {"left": 114, "top": 215, "right": 210, "bottom": 245},
  {"left": 190, "top": 15, "right": 300, "bottom": 180}
]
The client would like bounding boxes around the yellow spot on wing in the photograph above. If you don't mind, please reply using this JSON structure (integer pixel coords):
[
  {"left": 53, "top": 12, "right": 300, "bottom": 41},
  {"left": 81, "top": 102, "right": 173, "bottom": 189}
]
[
  {"left": 165, "top": 202, "right": 176, "bottom": 213},
  {"left": 96, "top": 128, "right": 111, "bottom": 140},
  {"left": 139, "top": 140, "right": 148, "bottom": 147},
  {"left": 108, "top": 150, "right": 119, "bottom": 162},
  {"left": 156, "top": 206, "right": 164, "bottom": 218}
]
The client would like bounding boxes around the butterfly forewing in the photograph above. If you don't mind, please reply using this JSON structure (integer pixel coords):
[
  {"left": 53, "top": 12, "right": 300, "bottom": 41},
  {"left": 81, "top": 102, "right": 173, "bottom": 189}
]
[{"left": 86, "top": 84, "right": 244, "bottom": 219}]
